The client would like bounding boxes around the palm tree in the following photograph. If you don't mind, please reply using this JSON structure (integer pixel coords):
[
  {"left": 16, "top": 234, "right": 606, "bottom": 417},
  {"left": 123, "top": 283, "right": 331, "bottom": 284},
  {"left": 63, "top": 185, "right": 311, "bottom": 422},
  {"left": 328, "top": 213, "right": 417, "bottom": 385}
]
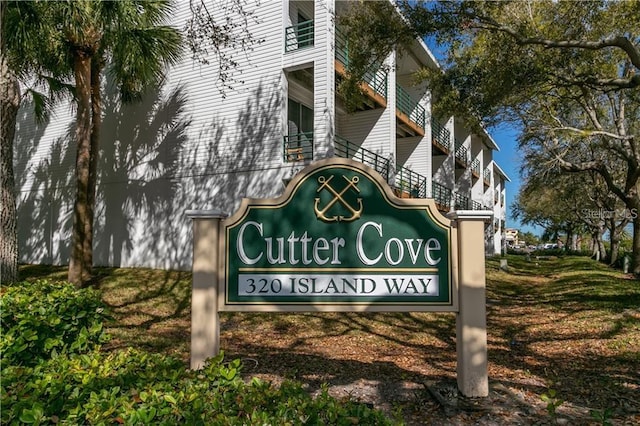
[
  {"left": 61, "top": 2, "right": 183, "bottom": 286},
  {"left": 4, "top": 1, "right": 181, "bottom": 286},
  {"left": 1, "top": 1, "right": 71, "bottom": 284}
]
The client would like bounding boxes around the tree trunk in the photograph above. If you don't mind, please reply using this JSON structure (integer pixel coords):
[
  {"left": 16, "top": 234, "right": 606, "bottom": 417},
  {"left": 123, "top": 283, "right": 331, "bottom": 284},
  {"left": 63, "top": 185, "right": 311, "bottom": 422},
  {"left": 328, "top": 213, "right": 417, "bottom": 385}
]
[
  {"left": 633, "top": 216, "right": 640, "bottom": 276},
  {"left": 565, "top": 227, "right": 573, "bottom": 253},
  {"left": 591, "top": 228, "right": 606, "bottom": 262},
  {"left": 0, "top": 53, "right": 20, "bottom": 284},
  {"left": 68, "top": 53, "right": 92, "bottom": 287},
  {"left": 597, "top": 229, "right": 607, "bottom": 264},
  {"left": 608, "top": 217, "right": 621, "bottom": 266},
  {"left": 82, "top": 58, "right": 103, "bottom": 282}
]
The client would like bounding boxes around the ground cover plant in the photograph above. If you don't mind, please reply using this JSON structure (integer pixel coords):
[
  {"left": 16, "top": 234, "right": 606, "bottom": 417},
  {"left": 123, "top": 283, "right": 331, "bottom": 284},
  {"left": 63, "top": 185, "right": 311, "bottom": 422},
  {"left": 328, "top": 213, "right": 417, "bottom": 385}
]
[
  {"left": 0, "top": 279, "right": 393, "bottom": 425},
  {"left": 13, "top": 255, "right": 640, "bottom": 425}
]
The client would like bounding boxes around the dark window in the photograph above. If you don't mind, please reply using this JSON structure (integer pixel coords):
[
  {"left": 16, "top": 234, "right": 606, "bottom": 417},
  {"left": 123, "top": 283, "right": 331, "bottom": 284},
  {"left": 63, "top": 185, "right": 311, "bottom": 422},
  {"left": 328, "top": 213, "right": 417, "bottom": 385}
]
[{"left": 288, "top": 98, "right": 313, "bottom": 135}]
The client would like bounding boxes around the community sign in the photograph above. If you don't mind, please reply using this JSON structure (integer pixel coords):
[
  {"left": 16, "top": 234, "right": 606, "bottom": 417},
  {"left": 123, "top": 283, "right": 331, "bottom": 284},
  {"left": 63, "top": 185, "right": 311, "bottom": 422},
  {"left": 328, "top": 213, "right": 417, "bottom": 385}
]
[{"left": 220, "top": 158, "right": 456, "bottom": 311}]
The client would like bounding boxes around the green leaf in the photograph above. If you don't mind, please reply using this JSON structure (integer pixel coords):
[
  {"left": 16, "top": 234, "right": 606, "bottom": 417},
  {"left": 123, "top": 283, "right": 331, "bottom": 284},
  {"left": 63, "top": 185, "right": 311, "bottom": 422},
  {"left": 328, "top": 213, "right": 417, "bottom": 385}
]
[
  {"left": 163, "top": 394, "right": 177, "bottom": 405},
  {"left": 19, "top": 410, "right": 36, "bottom": 424}
]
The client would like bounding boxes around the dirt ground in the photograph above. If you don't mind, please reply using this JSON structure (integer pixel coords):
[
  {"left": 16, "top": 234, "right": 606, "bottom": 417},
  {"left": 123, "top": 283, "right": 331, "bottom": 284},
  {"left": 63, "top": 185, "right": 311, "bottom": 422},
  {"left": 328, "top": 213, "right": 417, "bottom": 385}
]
[
  {"left": 212, "top": 306, "right": 639, "bottom": 425},
  {"left": 87, "top": 256, "right": 640, "bottom": 425}
]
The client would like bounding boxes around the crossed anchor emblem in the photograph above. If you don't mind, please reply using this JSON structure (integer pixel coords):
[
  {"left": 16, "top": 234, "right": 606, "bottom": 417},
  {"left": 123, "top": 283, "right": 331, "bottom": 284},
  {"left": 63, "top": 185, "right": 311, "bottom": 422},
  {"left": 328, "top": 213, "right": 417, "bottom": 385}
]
[{"left": 314, "top": 174, "right": 363, "bottom": 222}]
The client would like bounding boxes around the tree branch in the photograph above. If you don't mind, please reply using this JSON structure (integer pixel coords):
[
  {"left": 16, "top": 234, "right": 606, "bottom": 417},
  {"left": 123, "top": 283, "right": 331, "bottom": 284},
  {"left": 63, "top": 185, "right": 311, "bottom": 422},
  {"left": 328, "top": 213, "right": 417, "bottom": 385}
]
[{"left": 471, "top": 16, "right": 640, "bottom": 89}]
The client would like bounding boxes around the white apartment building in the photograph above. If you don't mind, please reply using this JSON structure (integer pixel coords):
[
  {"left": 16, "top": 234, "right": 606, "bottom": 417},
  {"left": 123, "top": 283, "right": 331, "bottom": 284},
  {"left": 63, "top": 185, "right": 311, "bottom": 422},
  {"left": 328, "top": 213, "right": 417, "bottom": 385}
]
[{"left": 14, "top": 0, "right": 509, "bottom": 270}]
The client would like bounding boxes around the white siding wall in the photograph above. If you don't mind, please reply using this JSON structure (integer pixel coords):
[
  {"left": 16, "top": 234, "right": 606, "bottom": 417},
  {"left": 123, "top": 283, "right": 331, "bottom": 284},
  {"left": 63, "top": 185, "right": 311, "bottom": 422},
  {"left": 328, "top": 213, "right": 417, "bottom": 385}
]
[
  {"left": 337, "top": 109, "right": 389, "bottom": 154},
  {"left": 395, "top": 73, "right": 430, "bottom": 180},
  {"left": 16, "top": 1, "right": 289, "bottom": 269},
  {"left": 335, "top": 51, "right": 394, "bottom": 172},
  {"left": 14, "top": 0, "right": 510, "bottom": 269},
  {"left": 453, "top": 121, "right": 471, "bottom": 199},
  {"left": 470, "top": 135, "right": 484, "bottom": 206},
  {"left": 14, "top": 97, "right": 76, "bottom": 265},
  {"left": 312, "top": 0, "right": 335, "bottom": 158}
]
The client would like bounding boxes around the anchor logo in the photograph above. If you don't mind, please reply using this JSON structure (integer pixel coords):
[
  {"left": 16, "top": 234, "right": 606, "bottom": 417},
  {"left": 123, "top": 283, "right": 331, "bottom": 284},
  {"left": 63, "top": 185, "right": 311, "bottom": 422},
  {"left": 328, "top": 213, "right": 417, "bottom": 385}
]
[{"left": 314, "top": 174, "right": 363, "bottom": 222}]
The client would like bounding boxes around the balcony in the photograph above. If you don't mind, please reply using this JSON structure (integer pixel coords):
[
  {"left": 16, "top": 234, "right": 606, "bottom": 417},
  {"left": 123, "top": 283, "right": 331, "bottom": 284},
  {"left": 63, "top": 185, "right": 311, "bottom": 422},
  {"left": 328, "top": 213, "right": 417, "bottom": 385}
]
[
  {"left": 283, "top": 132, "right": 314, "bottom": 162},
  {"left": 432, "top": 181, "right": 452, "bottom": 212},
  {"left": 335, "top": 29, "right": 387, "bottom": 109},
  {"left": 454, "top": 193, "right": 470, "bottom": 210},
  {"left": 396, "top": 85, "right": 425, "bottom": 137},
  {"left": 483, "top": 168, "right": 491, "bottom": 187},
  {"left": 431, "top": 119, "right": 451, "bottom": 154},
  {"left": 471, "top": 158, "right": 480, "bottom": 180},
  {"left": 285, "top": 20, "right": 314, "bottom": 52},
  {"left": 395, "top": 164, "right": 427, "bottom": 198},
  {"left": 334, "top": 136, "right": 428, "bottom": 199},
  {"left": 454, "top": 140, "right": 468, "bottom": 169},
  {"left": 472, "top": 200, "right": 482, "bottom": 210},
  {"left": 334, "top": 135, "right": 391, "bottom": 180},
  {"left": 283, "top": 133, "right": 431, "bottom": 201}
]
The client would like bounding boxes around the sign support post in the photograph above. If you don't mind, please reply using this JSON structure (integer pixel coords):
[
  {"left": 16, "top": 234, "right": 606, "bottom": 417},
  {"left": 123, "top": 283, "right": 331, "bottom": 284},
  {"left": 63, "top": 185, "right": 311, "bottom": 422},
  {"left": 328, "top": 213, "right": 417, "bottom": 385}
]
[
  {"left": 186, "top": 210, "right": 227, "bottom": 369},
  {"left": 448, "top": 210, "right": 493, "bottom": 397}
]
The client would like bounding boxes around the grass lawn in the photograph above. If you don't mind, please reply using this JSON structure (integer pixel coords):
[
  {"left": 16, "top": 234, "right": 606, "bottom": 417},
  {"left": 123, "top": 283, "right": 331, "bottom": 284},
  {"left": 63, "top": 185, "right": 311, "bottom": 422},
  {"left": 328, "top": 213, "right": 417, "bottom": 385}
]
[{"left": 18, "top": 255, "right": 640, "bottom": 424}]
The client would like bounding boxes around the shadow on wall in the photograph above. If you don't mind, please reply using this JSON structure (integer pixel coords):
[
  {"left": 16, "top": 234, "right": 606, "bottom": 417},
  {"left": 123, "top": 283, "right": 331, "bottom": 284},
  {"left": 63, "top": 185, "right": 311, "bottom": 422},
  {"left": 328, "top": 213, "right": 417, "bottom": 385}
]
[
  {"left": 17, "top": 76, "right": 283, "bottom": 271},
  {"left": 93, "top": 81, "right": 191, "bottom": 268},
  {"left": 15, "top": 99, "right": 75, "bottom": 265},
  {"left": 163, "top": 80, "right": 284, "bottom": 269}
]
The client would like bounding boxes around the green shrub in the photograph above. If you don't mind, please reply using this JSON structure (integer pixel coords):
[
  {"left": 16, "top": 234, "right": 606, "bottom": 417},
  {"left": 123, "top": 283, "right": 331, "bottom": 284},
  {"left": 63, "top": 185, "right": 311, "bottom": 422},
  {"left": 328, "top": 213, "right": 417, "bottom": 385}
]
[
  {"left": 0, "top": 280, "right": 110, "bottom": 367},
  {"left": 1, "top": 282, "right": 393, "bottom": 424},
  {"left": 1, "top": 350, "right": 393, "bottom": 425}
]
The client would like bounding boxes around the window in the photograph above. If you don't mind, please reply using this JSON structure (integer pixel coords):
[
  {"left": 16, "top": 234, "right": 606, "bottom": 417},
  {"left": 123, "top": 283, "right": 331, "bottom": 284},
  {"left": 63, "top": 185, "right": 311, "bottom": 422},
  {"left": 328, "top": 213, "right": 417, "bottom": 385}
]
[
  {"left": 285, "top": 99, "right": 313, "bottom": 162},
  {"left": 288, "top": 98, "right": 313, "bottom": 135}
]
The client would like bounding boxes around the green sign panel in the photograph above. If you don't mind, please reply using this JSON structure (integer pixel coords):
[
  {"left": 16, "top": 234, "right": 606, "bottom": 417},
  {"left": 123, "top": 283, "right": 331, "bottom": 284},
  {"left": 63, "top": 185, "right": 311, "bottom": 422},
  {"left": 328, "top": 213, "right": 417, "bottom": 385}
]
[{"left": 224, "top": 159, "right": 452, "bottom": 306}]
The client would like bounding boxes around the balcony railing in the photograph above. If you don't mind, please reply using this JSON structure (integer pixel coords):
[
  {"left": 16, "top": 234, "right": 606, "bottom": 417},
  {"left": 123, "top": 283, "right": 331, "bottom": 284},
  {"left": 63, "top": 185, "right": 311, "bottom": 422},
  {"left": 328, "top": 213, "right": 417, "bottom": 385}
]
[
  {"left": 483, "top": 168, "right": 491, "bottom": 186},
  {"left": 335, "top": 29, "right": 388, "bottom": 100},
  {"left": 283, "top": 132, "right": 313, "bottom": 162},
  {"left": 432, "top": 181, "right": 452, "bottom": 210},
  {"left": 395, "top": 164, "right": 427, "bottom": 198},
  {"left": 431, "top": 119, "right": 451, "bottom": 152},
  {"left": 454, "top": 193, "right": 470, "bottom": 210},
  {"left": 334, "top": 136, "right": 428, "bottom": 199},
  {"left": 472, "top": 200, "right": 482, "bottom": 210},
  {"left": 285, "top": 20, "right": 314, "bottom": 52},
  {"left": 454, "top": 142, "right": 469, "bottom": 167},
  {"left": 396, "top": 85, "right": 426, "bottom": 129},
  {"left": 471, "top": 158, "right": 480, "bottom": 178},
  {"left": 334, "top": 135, "right": 390, "bottom": 180}
]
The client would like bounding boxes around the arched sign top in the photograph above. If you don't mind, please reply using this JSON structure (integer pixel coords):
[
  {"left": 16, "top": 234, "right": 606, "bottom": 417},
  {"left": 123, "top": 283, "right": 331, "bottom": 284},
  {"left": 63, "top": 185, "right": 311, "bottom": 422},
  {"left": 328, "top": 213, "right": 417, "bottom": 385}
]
[
  {"left": 227, "top": 158, "right": 451, "bottom": 230},
  {"left": 222, "top": 159, "right": 455, "bottom": 309}
]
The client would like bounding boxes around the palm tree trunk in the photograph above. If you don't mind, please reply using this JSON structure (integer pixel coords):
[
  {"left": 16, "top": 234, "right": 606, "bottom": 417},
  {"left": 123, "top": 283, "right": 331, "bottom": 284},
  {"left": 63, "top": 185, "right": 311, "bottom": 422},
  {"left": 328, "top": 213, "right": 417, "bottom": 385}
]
[
  {"left": 82, "top": 57, "right": 103, "bottom": 280},
  {"left": 68, "top": 53, "right": 92, "bottom": 287},
  {"left": 1, "top": 53, "right": 20, "bottom": 284}
]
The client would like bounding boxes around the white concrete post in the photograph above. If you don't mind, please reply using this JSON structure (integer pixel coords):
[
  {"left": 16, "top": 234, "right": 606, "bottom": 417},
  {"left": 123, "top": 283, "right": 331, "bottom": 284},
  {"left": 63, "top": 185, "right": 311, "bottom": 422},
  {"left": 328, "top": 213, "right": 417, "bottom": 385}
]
[
  {"left": 448, "top": 210, "right": 493, "bottom": 397},
  {"left": 186, "top": 210, "right": 227, "bottom": 369}
]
